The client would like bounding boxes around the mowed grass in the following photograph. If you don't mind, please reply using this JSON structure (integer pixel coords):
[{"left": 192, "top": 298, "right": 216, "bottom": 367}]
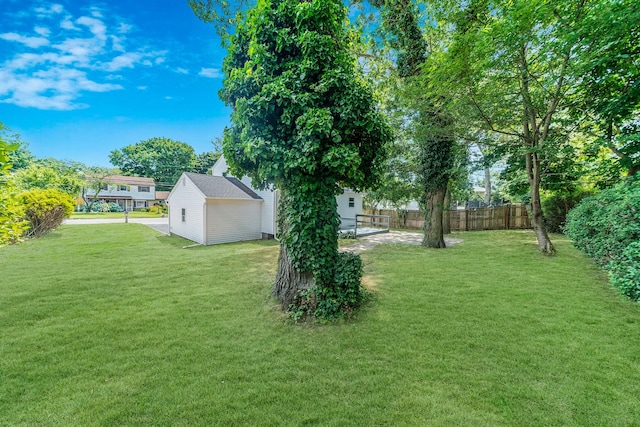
[
  {"left": 1, "top": 226, "right": 639, "bottom": 426},
  {"left": 70, "top": 211, "right": 164, "bottom": 219}
]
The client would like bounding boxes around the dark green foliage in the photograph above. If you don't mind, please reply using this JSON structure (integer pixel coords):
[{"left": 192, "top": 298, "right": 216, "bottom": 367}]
[
  {"left": 564, "top": 178, "right": 640, "bottom": 300},
  {"left": 221, "top": 0, "right": 391, "bottom": 311},
  {"left": 541, "top": 189, "right": 594, "bottom": 234},
  {"left": 109, "top": 137, "right": 196, "bottom": 190},
  {"left": 289, "top": 252, "right": 365, "bottom": 321},
  {"left": 608, "top": 242, "right": 640, "bottom": 302},
  {"left": 18, "top": 189, "right": 75, "bottom": 238}
]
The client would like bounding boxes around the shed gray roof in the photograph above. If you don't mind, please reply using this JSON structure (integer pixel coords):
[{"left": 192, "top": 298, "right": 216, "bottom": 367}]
[{"left": 184, "top": 172, "right": 262, "bottom": 200}]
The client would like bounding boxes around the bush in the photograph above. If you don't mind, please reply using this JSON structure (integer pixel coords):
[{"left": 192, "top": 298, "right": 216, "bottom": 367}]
[
  {"left": 338, "top": 230, "right": 356, "bottom": 239},
  {"left": 608, "top": 242, "right": 640, "bottom": 301},
  {"left": 0, "top": 182, "right": 29, "bottom": 246},
  {"left": 18, "top": 189, "right": 75, "bottom": 238},
  {"left": 541, "top": 189, "right": 594, "bottom": 234},
  {"left": 107, "top": 202, "right": 123, "bottom": 212},
  {"left": 148, "top": 205, "right": 165, "bottom": 214},
  {"left": 564, "top": 177, "right": 640, "bottom": 300},
  {"left": 289, "top": 252, "right": 366, "bottom": 322}
]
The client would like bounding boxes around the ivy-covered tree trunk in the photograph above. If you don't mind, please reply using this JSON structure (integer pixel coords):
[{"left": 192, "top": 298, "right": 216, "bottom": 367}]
[
  {"left": 423, "top": 186, "right": 446, "bottom": 248},
  {"left": 272, "top": 185, "right": 339, "bottom": 308},
  {"left": 273, "top": 246, "right": 315, "bottom": 308},
  {"left": 218, "top": 0, "right": 390, "bottom": 316}
]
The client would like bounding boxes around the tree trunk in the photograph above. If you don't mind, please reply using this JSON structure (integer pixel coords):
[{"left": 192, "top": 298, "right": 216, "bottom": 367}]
[
  {"left": 484, "top": 167, "right": 492, "bottom": 205},
  {"left": 423, "top": 186, "right": 447, "bottom": 248},
  {"left": 273, "top": 245, "right": 315, "bottom": 308},
  {"left": 443, "top": 183, "right": 451, "bottom": 234},
  {"left": 526, "top": 151, "right": 556, "bottom": 255}
]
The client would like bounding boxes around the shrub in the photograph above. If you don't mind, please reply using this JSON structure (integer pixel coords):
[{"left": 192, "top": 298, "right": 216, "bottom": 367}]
[
  {"left": 564, "top": 177, "right": 640, "bottom": 300},
  {"left": 18, "top": 189, "right": 75, "bottom": 238},
  {"left": 608, "top": 242, "right": 640, "bottom": 301},
  {"left": 0, "top": 182, "right": 29, "bottom": 246},
  {"left": 338, "top": 230, "right": 356, "bottom": 239},
  {"left": 107, "top": 202, "right": 123, "bottom": 212},
  {"left": 289, "top": 252, "right": 366, "bottom": 322},
  {"left": 148, "top": 205, "right": 163, "bottom": 214},
  {"left": 541, "top": 188, "right": 594, "bottom": 233}
]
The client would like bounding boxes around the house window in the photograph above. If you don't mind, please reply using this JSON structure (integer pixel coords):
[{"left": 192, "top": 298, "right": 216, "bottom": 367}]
[
  {"left": 181, "top": 208, "right": 186, "bottom": 223},
  {"left": 348, "top": 197, "right": 355, "bottom": 208},
  {"left": 139, "top": 186, "right": 150, "bottom": 192},
  {"left": 118, "top": 185, "right": 129, "bottom": 191},
  {"left": 136, "top": 201, "right": 147, "bottom": 208},
  {"left": 101, "top": 184, "right": 108, "bottom": 191}
]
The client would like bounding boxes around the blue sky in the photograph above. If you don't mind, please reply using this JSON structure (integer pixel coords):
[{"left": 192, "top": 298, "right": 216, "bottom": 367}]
[{"left": 0, "top": 0, "right": 231, "bottom": 166}]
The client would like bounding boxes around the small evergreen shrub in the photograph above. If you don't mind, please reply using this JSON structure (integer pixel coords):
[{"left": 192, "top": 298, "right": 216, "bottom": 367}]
[
  {"left": 19, "top": 189, "right": 75, "bottom": 238},
  {"left": 564, "top": 177, "right": 640, "bottom": 300},
  {"left": 288, "top": 252, "right": 366, "bottom": 322}
]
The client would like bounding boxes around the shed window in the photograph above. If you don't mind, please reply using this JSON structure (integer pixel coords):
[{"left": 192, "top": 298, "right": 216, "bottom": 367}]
[
  {"left": 181, "top": 208, "right": 186, "bottom": 223},
  {"left": 348, "top": 197, "right": 355, "bottom": 208}
]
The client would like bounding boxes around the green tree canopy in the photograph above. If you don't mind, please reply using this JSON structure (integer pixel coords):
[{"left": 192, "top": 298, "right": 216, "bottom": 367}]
[
  {"left": 109, "top": 137, "right": 196, "bottom": 190},
  {"left": 221, "top": 0, "right": 391, "bottom": 312}
]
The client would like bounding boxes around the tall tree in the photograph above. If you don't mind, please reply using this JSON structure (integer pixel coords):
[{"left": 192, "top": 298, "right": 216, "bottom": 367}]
[
  {"left": 436, "top": 0, "right": 600, "bottom": 254},
  {"left": 220, "top": 0, "right": 391, "bottom": 309},
  {"left": 11, "top": 163, "right": 84, "bottom": 196},
  {"left": 575, "top": 0, "right": 640, "bottom": 178},
  {"left": 370, "top": 0, "right": 455, "bottom": 248},
  {"left": 109, "top": 137, "right": 196, "bottom": 190}
]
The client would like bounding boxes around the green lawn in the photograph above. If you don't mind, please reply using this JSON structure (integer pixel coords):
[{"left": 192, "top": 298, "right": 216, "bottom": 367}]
[
  {"left": 1, "top": 226, "right": 639, "bottom": 426},
  {"left": 70, "top": 211, "right": 165, "bottom": 219}
]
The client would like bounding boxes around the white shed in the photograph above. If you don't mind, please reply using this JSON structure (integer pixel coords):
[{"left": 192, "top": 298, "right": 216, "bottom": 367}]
[{"left": 167, "top": 172, "right": 264, "bottom": 245}]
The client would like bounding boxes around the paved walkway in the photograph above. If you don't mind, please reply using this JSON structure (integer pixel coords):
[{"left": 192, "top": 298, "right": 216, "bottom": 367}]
[
  {"left": 63, "top": 217, "right": 169, "bottom": 234},
  {"left": 340, "top": 231, "right": 463, "bottom": 254},
  {"left": 63, "top": 219, "right": 461, "bottom": 253}
]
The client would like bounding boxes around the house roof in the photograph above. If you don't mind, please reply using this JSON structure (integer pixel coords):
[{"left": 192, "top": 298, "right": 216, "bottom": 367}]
[
  {"left": 184, "top": 172, "right": 262, "bottom": 200},
  {"left": 155, "top": 191, "right": 170, "bottom": 200},
  {"left": 106, "top": 175, "right": 155, "bottom": 185},
  {"left": 84, "top": 175, "right": 155, "bottom": 186}
]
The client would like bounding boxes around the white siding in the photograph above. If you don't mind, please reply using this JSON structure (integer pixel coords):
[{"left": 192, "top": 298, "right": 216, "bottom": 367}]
[
  {"left": 167, "top": 176, "right": 206, "bottom": 244},
  {"left": 205, "top": 199, "right": 262, "bottom": 245},
  {"left": 211, "top": 156, "right": 229, "bottom": 176},
  {"left": 240, "top": 176, "right": 276, "bottom": 236},
  {"left": 336, "top": 191, "right": 363, "bottom": 228}
]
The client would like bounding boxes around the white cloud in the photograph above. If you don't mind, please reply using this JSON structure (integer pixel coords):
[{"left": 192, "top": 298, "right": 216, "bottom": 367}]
[
  {"left": 102, "top": 52, "right": 142, "bottom": 71},
  {"left": 34, "top": 4, "right": 64, "bottom": 18},
  {"left": 34, "top": 26, "right": 51, "bottom": 37},
  {"left": 175, "top": 67, "right": 189, "bottom": 74},
  {"left": 60, "top": 17, "right": 79, "bottom": 30},
  {"left": 0, "top": 4, "right": 167, "bottom": 111},
  {"left": 0, "top": 32, "right": 49, "bottom": 48},
  {"left": 199, "top": 67, "right": 222, "bottom": 78}
]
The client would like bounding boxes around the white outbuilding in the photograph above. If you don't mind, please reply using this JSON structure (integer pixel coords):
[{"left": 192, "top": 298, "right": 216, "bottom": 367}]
[{"left": 167, "top": 156, "right": 363, "bottom": 245}]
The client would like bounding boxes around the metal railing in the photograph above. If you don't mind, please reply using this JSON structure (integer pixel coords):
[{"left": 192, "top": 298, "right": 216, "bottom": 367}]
[{"left": 340, "top": 214, "right": 390, "bottom": 236}]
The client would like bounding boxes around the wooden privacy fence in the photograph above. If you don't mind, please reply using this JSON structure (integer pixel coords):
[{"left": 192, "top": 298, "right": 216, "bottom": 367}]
[{"left": 364, "top": 204, "right": 532, "bottom": 232}]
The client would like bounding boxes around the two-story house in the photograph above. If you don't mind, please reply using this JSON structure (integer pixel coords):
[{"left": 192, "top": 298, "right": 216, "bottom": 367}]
[{"left": 84, "top": 176, "right": 157, "bottom": 211}]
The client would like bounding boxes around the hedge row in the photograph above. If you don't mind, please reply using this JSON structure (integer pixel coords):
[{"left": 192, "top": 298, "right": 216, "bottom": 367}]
[{"left": 564, "top": 177, "right": 640, "bottom": 301}]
